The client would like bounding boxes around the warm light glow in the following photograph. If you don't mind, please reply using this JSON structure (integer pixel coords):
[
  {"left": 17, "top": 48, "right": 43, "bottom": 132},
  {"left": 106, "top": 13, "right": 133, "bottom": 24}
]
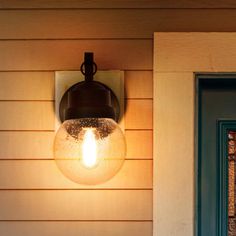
[
  {"left": 54, "top": 118, "right": 126, "bottom": 185},
  {"left": 82, "top": 128, "right": 97, "bottom": 168}
]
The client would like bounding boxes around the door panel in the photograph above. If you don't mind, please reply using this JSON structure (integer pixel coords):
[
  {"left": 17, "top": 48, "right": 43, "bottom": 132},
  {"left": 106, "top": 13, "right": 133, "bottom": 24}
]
[{"left": 198, "top": 76, "right": 236, "bottom": 236}]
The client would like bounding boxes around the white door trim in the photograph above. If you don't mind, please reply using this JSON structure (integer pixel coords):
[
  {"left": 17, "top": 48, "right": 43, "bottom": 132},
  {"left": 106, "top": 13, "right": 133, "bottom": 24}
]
[{"left": 153, "top": 32, "right": 236, "bottom": 236}]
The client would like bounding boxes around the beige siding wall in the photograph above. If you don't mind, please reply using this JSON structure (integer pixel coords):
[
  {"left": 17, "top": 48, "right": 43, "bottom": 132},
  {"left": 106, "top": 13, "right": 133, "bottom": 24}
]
[
  {"left": 0, "top": 3, "right": 154, "bottom": 236},
  {"left": 0, "top": 1, "right": 235, "bottom": 235}
]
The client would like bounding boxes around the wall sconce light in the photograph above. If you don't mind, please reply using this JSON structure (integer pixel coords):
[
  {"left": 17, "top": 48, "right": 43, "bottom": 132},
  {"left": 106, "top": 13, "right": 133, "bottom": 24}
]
[{"left": 54, "top": 52, "right": 126, "bottom": 185}]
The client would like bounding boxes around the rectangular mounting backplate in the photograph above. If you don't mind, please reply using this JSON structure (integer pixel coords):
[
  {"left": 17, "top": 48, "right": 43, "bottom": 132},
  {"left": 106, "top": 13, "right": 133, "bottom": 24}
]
[{"left": 55, "top": 71, "right": 125, "bottom": 131}]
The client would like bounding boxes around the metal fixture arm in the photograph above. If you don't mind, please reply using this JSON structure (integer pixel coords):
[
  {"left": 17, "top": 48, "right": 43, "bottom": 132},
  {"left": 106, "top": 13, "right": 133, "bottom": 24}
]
[{"left": 80, "top": 52, "right": 97, "bottom": 82}]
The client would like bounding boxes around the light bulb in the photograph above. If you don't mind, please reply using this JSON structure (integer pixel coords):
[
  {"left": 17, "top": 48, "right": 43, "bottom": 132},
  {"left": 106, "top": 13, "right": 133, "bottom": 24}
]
[
  {"left": 82, "top": 128, "right": 97, "bottom": 168},
  {"left": 54, "top": 118, "right": 126, "bottom": 185}
]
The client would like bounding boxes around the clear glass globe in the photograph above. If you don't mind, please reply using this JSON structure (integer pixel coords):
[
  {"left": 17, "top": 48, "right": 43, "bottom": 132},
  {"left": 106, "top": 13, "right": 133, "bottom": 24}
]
[{"left": 54, "top": 118, "right": 126, "bottom": 185}]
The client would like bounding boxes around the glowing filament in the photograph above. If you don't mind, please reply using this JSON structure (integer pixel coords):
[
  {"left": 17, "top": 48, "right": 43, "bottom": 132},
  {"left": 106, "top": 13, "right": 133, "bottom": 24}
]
[{"left": 82, "top": 129, "right": 97, "bottom": 168}]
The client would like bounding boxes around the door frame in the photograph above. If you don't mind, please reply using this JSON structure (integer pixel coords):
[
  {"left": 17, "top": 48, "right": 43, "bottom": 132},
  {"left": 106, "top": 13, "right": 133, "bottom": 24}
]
[{"left": 154, "top": 33, "right": 236, "bottom": 236}]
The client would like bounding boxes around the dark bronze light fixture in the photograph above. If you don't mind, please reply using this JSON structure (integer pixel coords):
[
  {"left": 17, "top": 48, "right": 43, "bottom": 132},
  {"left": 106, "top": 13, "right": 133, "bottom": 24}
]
[{"left": 54, "top": 52, "right": 126, "bottom": 185}]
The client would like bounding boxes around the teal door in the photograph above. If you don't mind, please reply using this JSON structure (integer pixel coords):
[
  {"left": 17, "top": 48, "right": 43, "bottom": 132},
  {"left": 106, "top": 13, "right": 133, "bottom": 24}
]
[{"left": 197, "top": 75, "right": 236, "bottom": 236}]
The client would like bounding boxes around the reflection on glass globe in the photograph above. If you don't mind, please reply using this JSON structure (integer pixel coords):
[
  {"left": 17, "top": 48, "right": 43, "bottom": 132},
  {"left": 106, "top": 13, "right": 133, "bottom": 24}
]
[{"left": 54, "top": 118, "right": 126, "bottom": 185}]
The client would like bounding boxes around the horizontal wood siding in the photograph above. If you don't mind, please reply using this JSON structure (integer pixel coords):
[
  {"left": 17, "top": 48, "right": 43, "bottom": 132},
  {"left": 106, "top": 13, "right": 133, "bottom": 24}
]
[
  {"left": 0, "top": 190, "right": 152, "bottom": 220},
  {"left": 0, "top": 71, "right": 152, "bottom": 100},
  {"left": 125, "top": 100, "right": 153, "bottom": 129},
  {"left": 0, "top": 222, "right": 152, "bottom": 236},
  {"left": 0, "top": 0, "right": 236, "bottom": 9},
  {"left": 0, "top": 160, "right": 152, "bottom": 189},
  {"left": 0, "top": 40, "right": 152, "bottom": 71},
  {"left": 1, "top": 10, "right": 236, "bottom": 39},
  {"left": 0, "top": 2, "right": 154, "bottom": 234}
]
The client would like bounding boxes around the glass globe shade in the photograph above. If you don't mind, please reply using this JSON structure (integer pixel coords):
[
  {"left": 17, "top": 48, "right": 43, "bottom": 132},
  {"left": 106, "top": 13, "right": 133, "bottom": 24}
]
[{"left": 54, "top": 118, "right": 126, "bottom": 185}]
